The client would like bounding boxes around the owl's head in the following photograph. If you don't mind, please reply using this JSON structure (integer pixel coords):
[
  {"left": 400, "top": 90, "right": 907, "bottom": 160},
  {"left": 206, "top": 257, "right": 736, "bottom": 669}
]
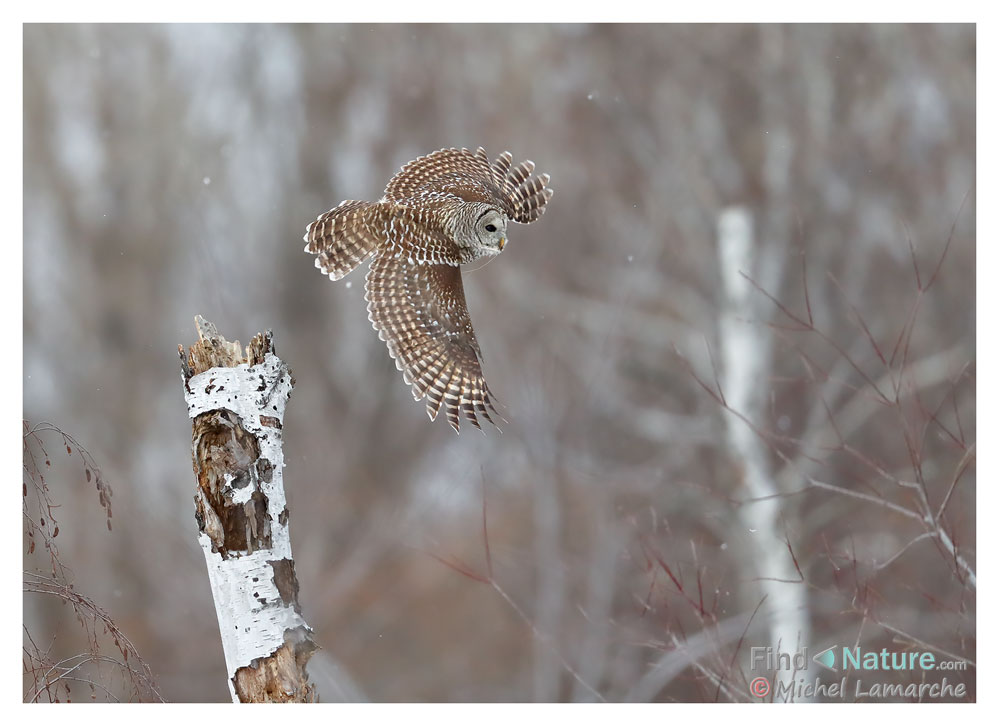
[{"left": 459, "top": 205, "right": 508, "bottom": 258}]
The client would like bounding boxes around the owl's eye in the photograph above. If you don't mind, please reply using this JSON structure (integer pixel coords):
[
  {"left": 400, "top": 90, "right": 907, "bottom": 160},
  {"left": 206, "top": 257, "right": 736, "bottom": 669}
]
[{"left": 485, "top": 224, "right": 497, "bottom": 232}]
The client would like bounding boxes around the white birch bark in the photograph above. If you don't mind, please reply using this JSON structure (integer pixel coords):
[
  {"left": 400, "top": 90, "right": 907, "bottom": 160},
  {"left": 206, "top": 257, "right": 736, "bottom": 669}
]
[
  {"left": 717, "top": 208, "right": 811, "bottom": 702},
  {"left": 181, "top": 317, "right": 316, "bottom": 702}
]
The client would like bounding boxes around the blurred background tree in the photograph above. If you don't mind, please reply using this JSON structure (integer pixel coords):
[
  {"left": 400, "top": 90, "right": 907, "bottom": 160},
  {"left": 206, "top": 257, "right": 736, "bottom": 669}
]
[{"left": 23, "top": 24, "right": 974, "bottom": 702}]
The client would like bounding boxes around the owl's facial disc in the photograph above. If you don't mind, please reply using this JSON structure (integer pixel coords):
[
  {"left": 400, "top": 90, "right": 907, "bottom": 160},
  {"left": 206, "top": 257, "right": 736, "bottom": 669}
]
[{"left": 476, "top": 209, "right": 507, "bottom": 254}]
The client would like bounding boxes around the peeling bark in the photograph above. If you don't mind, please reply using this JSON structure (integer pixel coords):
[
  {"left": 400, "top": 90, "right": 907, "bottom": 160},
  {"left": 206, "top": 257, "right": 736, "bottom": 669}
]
[{"left": 179, "top": 316, "right": 317, "bottom": 703}]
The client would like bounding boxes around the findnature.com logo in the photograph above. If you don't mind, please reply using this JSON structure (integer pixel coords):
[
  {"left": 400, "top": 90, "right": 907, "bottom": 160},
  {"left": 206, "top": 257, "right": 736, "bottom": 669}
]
[
  {"left": 749, "top": 645, "right": 970, "bottom": 701},
  {"left": 751, "top": 645, "right": 968, "bottom": 673}
]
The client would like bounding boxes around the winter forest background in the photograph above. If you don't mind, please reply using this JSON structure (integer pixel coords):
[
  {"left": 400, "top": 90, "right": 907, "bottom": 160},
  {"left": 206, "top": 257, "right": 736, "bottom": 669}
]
[{"left": 23, "top": 24, "right": 975, "bottom": 702}]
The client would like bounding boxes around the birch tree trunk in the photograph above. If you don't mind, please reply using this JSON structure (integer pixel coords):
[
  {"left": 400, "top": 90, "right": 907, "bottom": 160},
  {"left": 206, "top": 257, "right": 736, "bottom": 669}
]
[
  {"left": 179, "top": 316, "right": 317, "bottom": 703},
  {"left": 717, "top": 208, "right": 811, "bottom": 702}
]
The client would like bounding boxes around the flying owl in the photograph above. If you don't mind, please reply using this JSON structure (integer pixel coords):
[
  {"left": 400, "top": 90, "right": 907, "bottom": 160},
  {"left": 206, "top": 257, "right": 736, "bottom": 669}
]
[{"left": 304, "top": 147, "right": 553, "bottom": 433}]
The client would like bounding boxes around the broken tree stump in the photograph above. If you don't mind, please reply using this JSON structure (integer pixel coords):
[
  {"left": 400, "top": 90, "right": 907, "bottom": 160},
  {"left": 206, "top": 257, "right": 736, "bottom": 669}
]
[{"left": 179, "top": 316, "right": 317, "bottom": 703}]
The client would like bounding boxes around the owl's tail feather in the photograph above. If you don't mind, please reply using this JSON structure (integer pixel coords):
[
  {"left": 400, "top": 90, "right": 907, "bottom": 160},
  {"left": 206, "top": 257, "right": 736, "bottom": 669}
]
[{"left": 304, "top": 200, "right": 384, "bottom": 281}]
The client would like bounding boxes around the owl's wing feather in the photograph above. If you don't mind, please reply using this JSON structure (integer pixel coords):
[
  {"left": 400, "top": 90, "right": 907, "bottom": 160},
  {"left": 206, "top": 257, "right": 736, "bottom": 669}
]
[
  {"left": 304, "top": 200, "right": 385, "bottom": 280},
  {"left": 384, "top": 147, "right": 553, "bottom": 224},
  {"left": 384, "top": 147, "right": 499, "bottom": 206},
  {"left": 305, "top": 198, "right": 467, "bottom": 271},
  {"left": 365, "top": 251, "right": 499, "bottom": 432}
]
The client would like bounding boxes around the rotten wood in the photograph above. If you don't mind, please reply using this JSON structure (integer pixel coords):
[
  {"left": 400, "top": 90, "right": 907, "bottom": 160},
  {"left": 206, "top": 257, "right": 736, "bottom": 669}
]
[{"left": 179, "top": 315, "right": 317, "bottom": 703}]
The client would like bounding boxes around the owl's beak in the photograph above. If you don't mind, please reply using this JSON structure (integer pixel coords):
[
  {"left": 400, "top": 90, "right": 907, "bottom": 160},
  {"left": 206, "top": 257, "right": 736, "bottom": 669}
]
[{"left": 498, "top": 238, "right": 506, "bottom": 251}]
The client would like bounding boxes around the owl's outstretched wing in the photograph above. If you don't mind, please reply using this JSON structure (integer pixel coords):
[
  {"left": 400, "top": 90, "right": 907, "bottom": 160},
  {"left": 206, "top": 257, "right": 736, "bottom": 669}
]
[
  {"left": 384, "top": 147, "right": 553, "bottom": 224},
  {"left": 304, "top": 200, "right": 386, "bottom": 280},
  {"left": 306, "top": 196, "right": 472, "bottom": 270},
  {"left": 365, "top": 250, "right": 500, "bottom": 433}
]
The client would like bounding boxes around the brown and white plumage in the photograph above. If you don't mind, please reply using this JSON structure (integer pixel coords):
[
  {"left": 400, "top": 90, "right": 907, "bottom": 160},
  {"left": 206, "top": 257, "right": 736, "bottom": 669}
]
[{"left": 304, "top": 147, "right": 553, "bottom": 432}]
